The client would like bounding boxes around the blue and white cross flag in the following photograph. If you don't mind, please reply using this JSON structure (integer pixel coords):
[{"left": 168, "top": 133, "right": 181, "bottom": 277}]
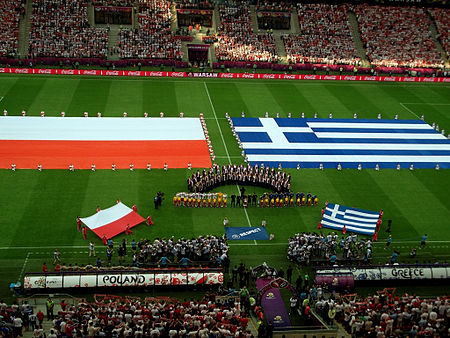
[{"left": 231, "top": 117, "right": 450, "bottom": 169}]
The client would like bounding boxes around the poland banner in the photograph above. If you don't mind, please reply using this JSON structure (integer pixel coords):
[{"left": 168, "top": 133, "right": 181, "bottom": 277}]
[
  {"left": 0, "top": 116, "right": 211, "bottom": 169},
  {"left": 80, "top": 202, "right": 145, "bottom": 239}
]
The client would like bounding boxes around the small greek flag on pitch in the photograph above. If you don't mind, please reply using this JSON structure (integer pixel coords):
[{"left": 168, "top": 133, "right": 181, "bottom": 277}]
[
  {"left": 232, "top": 118, "right": 450, "bottom": 169},
  {"left": 321, "top": 203, "right": 379, "bottom": 235}
]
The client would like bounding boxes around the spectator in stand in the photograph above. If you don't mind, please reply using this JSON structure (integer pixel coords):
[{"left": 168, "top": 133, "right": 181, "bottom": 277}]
[
  {"left": 0, "top": 0, "right": 22, "bottom": 58},
  {"left": 29, "top": 0, "right": 108, "bottom": 59},
  {"left": 282, "top": 3, "right": 360, "bottom": 66},
  {"left": 216, "top": 1, "right": 278, "bottom": 63},
  {"left": 429, "top": 8, "right": 450, "bottom": 60},
  {"left": 334, "top": 292, "right": 450, "bottom": 336},
  {"left": 119, "top": 0, "right": 183, "bottom": 60},
  {"left": 355, "top": 4, "right": 444, "bottom": 69},
  {"left": 40, "top": 294, "right": 252, "bottom": 336}
]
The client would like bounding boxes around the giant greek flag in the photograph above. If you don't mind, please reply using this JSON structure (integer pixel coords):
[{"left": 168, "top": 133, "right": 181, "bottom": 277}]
[
  {"left": 321, "top": 203, "right": 379, "bottom": 235},
  {"left": 232, "top": 118, "right": 450, "bottom": 169}
]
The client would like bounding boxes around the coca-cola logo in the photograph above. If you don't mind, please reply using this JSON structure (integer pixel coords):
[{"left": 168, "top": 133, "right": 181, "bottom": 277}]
[
  {"left": 364, "top": 76, "right": 376, "bottom": 81},
  {"left": 403, "top": 77, "right": 415, "bottom": 82},
  {"left": 127, "top": 71, "right": 141, "bottom": 76},
  {"left": 38, "top": 69, "right": 52, "bottom": 74},
  {"left": 262, "top": 74, "right": 275, "bottom": 79},
  {"left": 343, "top": 76, "right": 356, "bottom": 81},
  {"left": 149, "top": 71, "right": 163, "bottom": 77},
  {"left": 384, "top": 77, "right": 396, "bottom": 81},
  {"left": 0, "top": 68, "right": 6, "bottom": 73},
  {"left": 83, "top": 70, "right": 97, "bottom": 75},
  {"left": 61, "top": 69, "right": 75, "bottom": 75},
  {"left": 106, "top": 71, "right": 119, "bottom": 76},
  {"left": 422, "top": 78, "right": 435, "bottom": 82},
  {"left": 171, "top": 72, "right": 185, "bottom": 77},
  {"left": 283, "top": 75, "right": 296, "bottom": 80},
  {"left": 220, "top": 73, "right": 234, "bottom": 78},
  {"left": 242, "top": 73, "right": 255, "bottom": 78},
  {"left": 442, "top": 78, "right": 450, "bottom": 82},
  {"left": 304, "top": 75, "right": 316, "bottom": 80},
  {"left": 324, "top": 75, "right": 337, "bottom": 80},
  {"left": 14, "top": 68, "right": 29, "bottom": 74}
]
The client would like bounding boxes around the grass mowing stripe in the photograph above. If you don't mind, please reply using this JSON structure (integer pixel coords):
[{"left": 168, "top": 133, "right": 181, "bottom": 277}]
[{"left": 204, "top": 82, "right": 256, "bottom": 243}]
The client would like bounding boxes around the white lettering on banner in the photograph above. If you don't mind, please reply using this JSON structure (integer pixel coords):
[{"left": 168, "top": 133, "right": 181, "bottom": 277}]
[
  {"left": 149, "top": 71, "right": 163, "bottom": 77},
  {"left": 192, "top": 72, "right": 219, "bottom": 78},
  {"left": 343, "top": 76, "right": 356, "bottom": 81},
  {"left": 105, "top": 71, "right": 120, "bottom": 76},
  {"left": 304, "top": 75, "right": 316, "bottom": 80},
  {"left": 324, "top": 75, "right": 337, "bottom": 80},
  {"left": 262, "top": 74, "right": 276, "bottom": 79},
  {"left": 403, "top": 77, "right": 416, "bottom": 82},
  {"left": 127, "top": 71, "right": 141, "bottom": 76},
  {"left": 14, "top": 68, "right": 29, "bottom": 74},
  {"left": 443, "top": 78, "right": 450, "bottom": 82},
  {"left": 61, "top": 69, "right": 75, "bottom": 75},
  {"left": 422, "top": 77, "right": 435, "bottom": 82},
  {"left": 283, "top": 74, "right": 296, "bottom": 80},
  {"left": 0, "top": 68, "right": 5, "bottom": 73},
  {"left": 383, "top": 77, "right": 396, "bottom": 81},
  {"left": 38, "top": 69, "right": 52, "bottom": 74},
  {"left": 242, "top": 73, "right": 255, "bottom": 79},
  {"left": 220, "top": 73, "right": 234, "bottom": 78},
  {"left": 171, "top": 72, "right": 185, "bottom": 77},
  {"left": 82, "top": 70, "right": 97, "bottom": 75},
  {"left": 364, "top": 76, "right": 376, "bottom": 81}
]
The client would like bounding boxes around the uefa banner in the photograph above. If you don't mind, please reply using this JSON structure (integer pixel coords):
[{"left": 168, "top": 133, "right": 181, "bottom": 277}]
[
  {"left": 316, "top": 265, "right": 450, "bottom": 282},
  {"left": 24, "top": 269, "right": 223, "bottom": 289},
  {"left": 1, "top": 68, "right": 449, "bottom": 83}
]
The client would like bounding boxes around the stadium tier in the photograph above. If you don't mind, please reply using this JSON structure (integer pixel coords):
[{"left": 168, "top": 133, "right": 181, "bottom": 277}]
[{"left": 0, "top": 0, "right": 22, "bottom": 58}]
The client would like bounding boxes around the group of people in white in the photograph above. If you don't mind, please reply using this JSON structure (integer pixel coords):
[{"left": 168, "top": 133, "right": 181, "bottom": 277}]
[
  {"left": 119, "top": 0, "right": 183, "bottom": 60},
  {"left": 283, "top": 3, "right": 360, "bottom": 66},
  {"left": 355, "top": 5, "right": 445, "bottom": 69},
  {"left": 215, "top": 1, "right": 278, "bottom": 63},
  {"left": 0, "top": 0, "right": 22, "bottom": 57}
]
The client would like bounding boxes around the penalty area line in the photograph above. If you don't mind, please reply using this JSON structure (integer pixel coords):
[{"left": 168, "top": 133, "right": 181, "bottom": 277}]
[{"left": 399, "top": 103, "right": 421, "bottom": 119}]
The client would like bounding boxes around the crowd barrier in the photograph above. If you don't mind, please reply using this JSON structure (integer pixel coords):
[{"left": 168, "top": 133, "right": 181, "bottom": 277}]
[
  {"left": 1, "top": 67, "right": 449, "bottom": 82},
  {"left": 24, "top": 268, "right": 223, "bottom": 290}
]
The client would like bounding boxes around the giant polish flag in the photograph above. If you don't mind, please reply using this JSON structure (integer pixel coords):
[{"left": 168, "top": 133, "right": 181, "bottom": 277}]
[
  {"left": 0, "top": 117, "right": 211, "bottom": 169},
  {"left": 232, "top": 118, "right": 450, "bottom": 169},
  {"left": 81, "top": 203, "right": 145, "bottom": 239}
]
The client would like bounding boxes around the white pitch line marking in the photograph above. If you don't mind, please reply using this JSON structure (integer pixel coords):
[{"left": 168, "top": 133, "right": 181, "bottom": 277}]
[
  {"left": 18, "top": 252, "right": 31, "bottom": 283},
  {"left": 204, "top": 82, "right": 256, "bottom": 244},
  {"left": 399, "top": 103, "right": 421, "bottom": 119}
]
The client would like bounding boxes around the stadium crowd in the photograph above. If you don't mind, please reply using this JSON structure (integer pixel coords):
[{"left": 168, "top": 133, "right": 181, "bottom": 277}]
[
  {"left": 287, "top": 232, "right": 373, "bottom": 265},
  {"left": 0, "top": 0, "right": 23, "bottom": 58},
  {"left": 216, "top": 1, "right": 278, "bottom": 63},
  {"left": 333, "top": 292, "right": 450, "bottom": 336},
  {"left": 283, "top": 3, "right": 360, "bottom": 66},
  {"left": 355, "top": 4, "right": 444, "bottom": 69},
  {"left": 0, "top": 294, "right": 252, "bottom": 337},
  {"left": 119, "top": 0, "right": 183, "bottom": 60},
  {"left": 430, "top": 8, "right": 450, "bottom": 60},
  {"left": 256, "top": 1, "right": 294, "bottom": 12},
  {"left": 92, "top": 0, "right": 135, "bottom": 6},
  {"left": 187, "top": 163, "right": 291, "bottom": 193},
  {"left": 175, "top": 0, "right": 214, "bottom": 10},
  {"left": 29, "top": 0, "right": 109, "bottom": 58}
]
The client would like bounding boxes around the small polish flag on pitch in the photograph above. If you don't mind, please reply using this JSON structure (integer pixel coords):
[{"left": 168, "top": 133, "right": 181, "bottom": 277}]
[{"left": 80, "top": 202, "right": 145, "bottom": 239}]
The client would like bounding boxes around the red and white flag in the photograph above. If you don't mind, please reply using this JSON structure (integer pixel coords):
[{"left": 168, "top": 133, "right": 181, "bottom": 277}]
[
  {"left": 80, "top": 202, "right": 145, "bottom": 239},
  {"left": 0, "top": 117, "right": 211, "bottom": 169}
]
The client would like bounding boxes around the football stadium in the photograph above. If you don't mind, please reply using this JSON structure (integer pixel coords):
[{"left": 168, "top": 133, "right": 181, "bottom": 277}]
[{"left": 0, "top": 0, "right": 449, "bottom": 337}]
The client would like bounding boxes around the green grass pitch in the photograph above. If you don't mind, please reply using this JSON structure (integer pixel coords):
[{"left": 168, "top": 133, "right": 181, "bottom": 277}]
[{"left": 0, "top": 74, "right": 449, "bottom": 301}]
